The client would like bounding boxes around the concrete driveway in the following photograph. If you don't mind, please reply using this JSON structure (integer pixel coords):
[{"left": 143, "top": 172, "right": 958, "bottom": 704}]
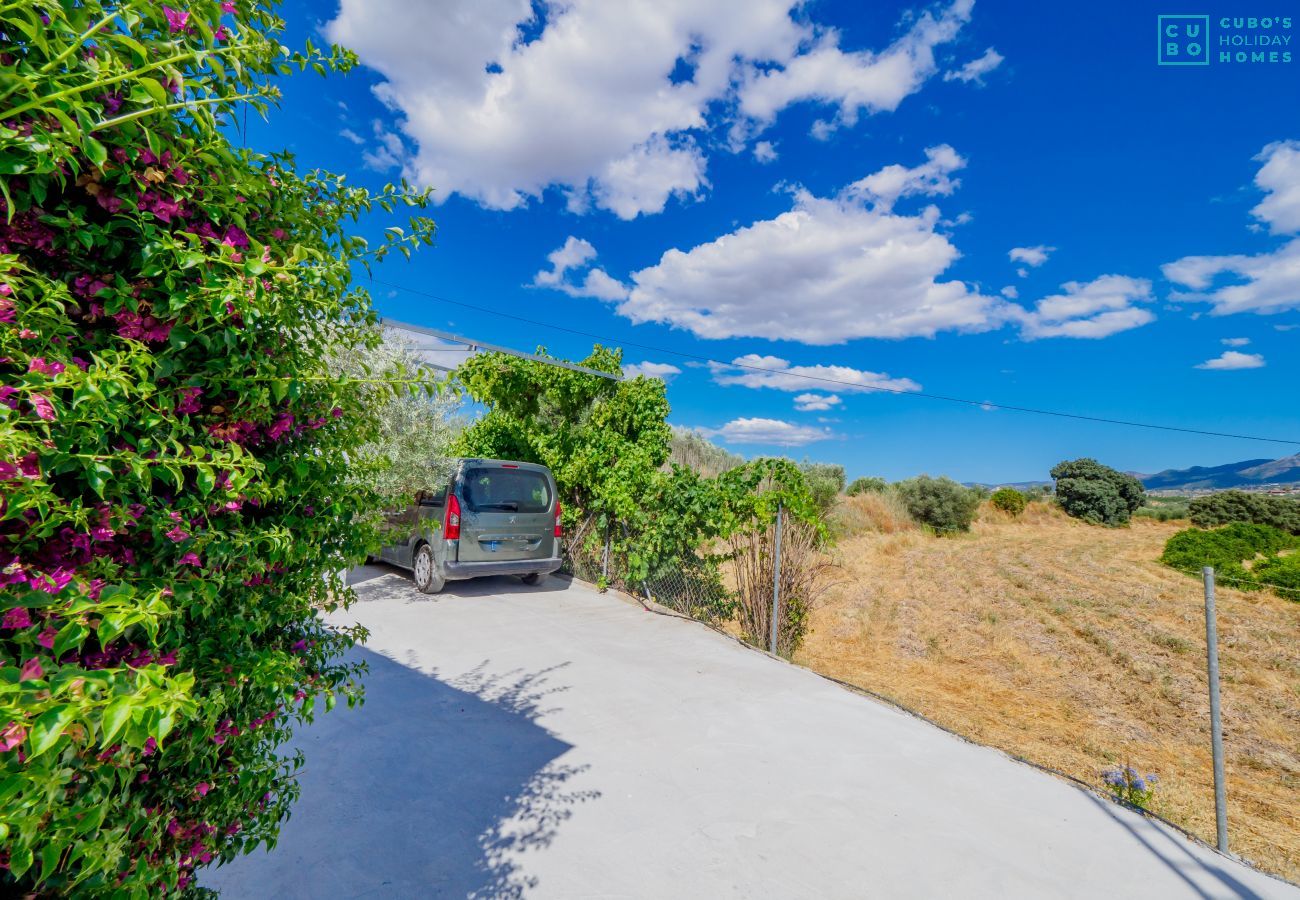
[{"left": 204, "top": 569, "right": 1297, "bottom": 899}]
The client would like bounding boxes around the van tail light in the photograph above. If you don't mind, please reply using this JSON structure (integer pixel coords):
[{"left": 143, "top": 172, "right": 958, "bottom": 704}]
[
  {"left": 444, "top": 493, "right": 461, "bottom": 540},
  {"left": 554, "top": 502, "right": 563, "bottom": 538}
]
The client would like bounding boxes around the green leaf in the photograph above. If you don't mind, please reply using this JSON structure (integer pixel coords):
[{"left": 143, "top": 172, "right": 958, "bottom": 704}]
[
  {"left": 52, "top": 621, "right": 89, "bottom": 659},
  {"left": 100, "top": 696, "right": 133, "bottom": 747},
  {"left": 82, "top": 136, "right": 108, "bottom": 168},
  {"left": 8, "top": 844, "right": 32, "bottom": 878},
  {"left": 29, "top": 704, "right": 76, "bottom": 758}
]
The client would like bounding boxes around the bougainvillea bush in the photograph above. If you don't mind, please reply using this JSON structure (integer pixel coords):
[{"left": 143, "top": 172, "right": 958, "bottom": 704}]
[{"left": 0, "top": 2, "right": 434, "bottom": 894}]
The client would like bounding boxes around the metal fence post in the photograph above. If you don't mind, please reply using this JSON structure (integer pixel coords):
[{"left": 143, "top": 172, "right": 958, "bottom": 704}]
[
  {"left": 769, "top": 502, "right": 783, "bottom": 655},
  {"left": 601, "top": 528, "right": 611, "bottom": 581},
  {"left": 1202, "top": 566, "right": 1228, "bottom": 853}
]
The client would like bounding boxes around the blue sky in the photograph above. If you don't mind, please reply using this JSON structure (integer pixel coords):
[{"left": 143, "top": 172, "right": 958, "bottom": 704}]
[{"left": 250, "top": 0, "right": 1298, "bottom": 482}]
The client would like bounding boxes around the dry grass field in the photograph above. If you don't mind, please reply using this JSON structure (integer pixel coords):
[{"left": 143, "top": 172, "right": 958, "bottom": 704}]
[{"left": 800, "top": 499, "right": 1300, "bottom": 883}]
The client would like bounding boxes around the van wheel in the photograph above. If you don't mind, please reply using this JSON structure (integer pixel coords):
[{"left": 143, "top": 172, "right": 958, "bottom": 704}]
[
  {"left": 414, "top": 544, "right": 444, "bottom": 594},
  {"left": 521, "top": 573, "right": 543, "bottom": 586}
]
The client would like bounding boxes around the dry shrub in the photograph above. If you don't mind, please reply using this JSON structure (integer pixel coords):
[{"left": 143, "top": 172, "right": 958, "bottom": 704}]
[
  {"left": 728, "top": 512, "right": 833, "bottom": 657},
  {"left": 828, "top": 491, "right": 917, "bottom": 537}
]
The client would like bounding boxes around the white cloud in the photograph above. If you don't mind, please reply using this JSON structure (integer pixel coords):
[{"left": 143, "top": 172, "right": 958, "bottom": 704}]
[
  {"left": 1221, "top": 337, "right": 1251, "bottom": 347},
  {"left": 700, "top": 417, "right": 832, "bottom": 446},
  {"left": 533, "top": 237, "right": 630, "bottom": 300},
  {"left": 620, "top": 148, "right": 1007, "bottom": 344},
  {"left": 793, "top": 393, "right": 842, "bottom": 411},
  {"left": 844, "top": 143, "right": 964, "bottom": 210},
  {"left": 1196, "top": 351, "right": 1266, "bottom": 370},
  {"left": 590, "top": 135, "right": 708, "bottom": 220},
  {"left": 1016, "top": 275, "right": 1155, "bottom": 339},
  {"left": 1009, "top": 245, "right": 1054, "bottom": 267},
  {"left": 326, "top": 0, "right": 976, "bottom": 218},
  {"left": 753, "top": 141, "right": 779, "bottom": 164},
  {"left": 737, "top": 0, "right": 974, "bottom": 132},
  {"left": 1164, "top": 237, "right": 1300, "bottom": 316},
  {"left": 623, "top": 361, "right": 683, "bottom": 381},
  {"left": 339, "top": 128, "right": 365, "bottom": 145},
  {"left": 1163, "top": 141, "right": 1300, "bottom": 318},
  {"left": 1000, "top": 285, "right": 1018, "bottom": 299},
  {"left": 362, "top": 120, "right": 411, "bottom": 172},
  {"left": 943, "top": 47, "right": 1004, "bottom": 84},
  {"left": 809, "top": 119, "right": 836, "bottom": 142},
  {"left": 712, "top": 354, "right": 921, "bottom": 393},
  {"left": 1251, "top": 140, "right": 1300, "bottom": 234}
]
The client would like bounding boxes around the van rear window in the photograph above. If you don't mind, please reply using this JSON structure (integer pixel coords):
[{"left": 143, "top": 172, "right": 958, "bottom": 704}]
[{"left": 462, "top": 468, "right": 552, "bottom": 514}]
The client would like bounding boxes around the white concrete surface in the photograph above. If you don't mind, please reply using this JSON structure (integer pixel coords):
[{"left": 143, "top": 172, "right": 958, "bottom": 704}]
[{"left": 205, "top": 569, "right": 1297, "bottom": 899}]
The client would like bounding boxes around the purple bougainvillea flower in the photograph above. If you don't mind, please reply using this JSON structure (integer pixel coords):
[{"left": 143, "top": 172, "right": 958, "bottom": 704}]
[
  {"left": 18, "top": 452, "right": 39, "bottom": 477},
  {"left": 175, "top": 386, "right": 203, "bottom": 415},
  {"left": 0, "top": 386, "right": 19, "bottom": 409},
  {"left": 96, "top": 191, "right": 124, "bottom": 214},
  {"left": 28, "top": 357, "right": 65, "bottom": 375},
  {"left": 195, "top": 782, "right": 211, "bottom": 797},
  {"left": 165, "top": 525, "right": 189, "bottom": 542},
  {"left": 142, "top": 737, "right": 158, "bottom": 756},
  {"left": 0, "top": 721, "right": 26, "bottom": 752},
  {"left": 99, "top": 92, "right": 124, "bottom": 115},
  {"left": 37, "top": 627, "right": 56, "bottom": 649},
  {"left": 221, "top": 0, "right": 237, "bottom": 11},
  {"left": 163, "top": 6, "right": 190, "bottom": 33},
  {"left": 214, "top": 26, "right": 228, "bottom": 43},
  {"left": 266, "top": 413, "right": 294, "bottom": 441},
  {"left": 221, "top": 224, "right": 249, "bottom": 249},
  {"left": 156, "top": 650, "right": 178, "bottom": 666},
  {"left": 29, "top": 567, "right": 74, "bottom": 594},
  {"left": 178, "top": 552, "right": 201, "bottom": 567},
  {"left": 30, "top": 394, "right": 54, "bottom": 421},
  {"left": 0, "top": 721, "right": 29, "bottom": 759},
  {"left": 19, "top": 658, "right": 43, "bottom": 682},
  {"left": 2, "top": 607, "right": 32, "bottom": 629}
]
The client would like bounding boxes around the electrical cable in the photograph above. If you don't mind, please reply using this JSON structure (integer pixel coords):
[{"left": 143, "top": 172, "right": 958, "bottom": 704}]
[{"left": 372, "top": 277, "right": 1300, "bottom": 446}]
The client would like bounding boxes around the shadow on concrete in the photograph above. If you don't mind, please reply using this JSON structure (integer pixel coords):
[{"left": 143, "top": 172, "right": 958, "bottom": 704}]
[
  {"left": 1081, "top": 792, "right": 1263, "bottom": 900},
  {"left": 203, "top": 647, "right": 597, "bottom": 899},
  {"left": 347, "top": 563, "right": 571, "bottom": 598}
]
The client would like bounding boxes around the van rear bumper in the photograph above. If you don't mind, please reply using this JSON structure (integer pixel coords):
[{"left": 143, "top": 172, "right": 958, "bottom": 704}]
[{"left": 443, "top": 556, "right": 563, "bottom": 581}]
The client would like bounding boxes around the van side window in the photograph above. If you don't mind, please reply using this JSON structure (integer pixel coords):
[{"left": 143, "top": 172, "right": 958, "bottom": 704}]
[{"left": 417, "top": 487, "right": 446, "bottom": 508}]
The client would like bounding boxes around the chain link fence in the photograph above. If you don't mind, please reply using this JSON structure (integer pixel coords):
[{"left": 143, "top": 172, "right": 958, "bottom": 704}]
[{"left": 560, "top": 516, "right": 735, "bottom": 623}]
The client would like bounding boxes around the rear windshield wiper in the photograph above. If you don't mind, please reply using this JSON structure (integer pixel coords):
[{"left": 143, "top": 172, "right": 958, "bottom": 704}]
[{"left": 478, "top": 502, "right": 519, "bottom": 511}]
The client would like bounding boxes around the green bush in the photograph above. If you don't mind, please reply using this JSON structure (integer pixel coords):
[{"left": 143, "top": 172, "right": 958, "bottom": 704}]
[
  {"left": 846, "top": 476, "right": 887, "bottom": 496},
  {"left": 1160, "top": 523, "right": 1295, "bottom": 574},
  {"left": 894, "top": 476, "right": 981, "bottom": 534},
  {"left": 1134, "top": 496, "right": 1190, "bottom": 522},
  {"left": 1051, "top": 458, "right": 1145, "bottom": 526},
  {"left": 1188, "top": 490, "right": 1300, "bottom": 535},
  {"left": 990, "top": 487, "right": 1027, "bottom": 516},
  {"left": 0, "top": 3, "right": 435, "bottom": 893},
  {"left": 798, "top": 460, "right": 846, "bottom": 512}
]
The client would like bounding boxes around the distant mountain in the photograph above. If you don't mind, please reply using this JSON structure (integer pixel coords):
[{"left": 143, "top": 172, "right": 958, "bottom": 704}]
[{"left": 1138, "top": 454, "right": 1300, "bottom": 491}]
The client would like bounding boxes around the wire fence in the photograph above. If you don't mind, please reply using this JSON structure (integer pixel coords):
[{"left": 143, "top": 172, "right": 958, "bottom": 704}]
[{"left": 560, "top": 517, "right": 734, "bottom": 622}]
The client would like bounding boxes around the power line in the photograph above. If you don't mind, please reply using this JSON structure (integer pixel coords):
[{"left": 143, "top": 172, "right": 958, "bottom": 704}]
[{"left": 370, "top": 277, "right": 1300, "bottom": 447}]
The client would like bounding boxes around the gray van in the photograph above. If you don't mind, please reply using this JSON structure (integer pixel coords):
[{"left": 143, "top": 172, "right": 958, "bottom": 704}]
[{"left": 377, "top": 458, "right": 563, "bottom": 594}]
